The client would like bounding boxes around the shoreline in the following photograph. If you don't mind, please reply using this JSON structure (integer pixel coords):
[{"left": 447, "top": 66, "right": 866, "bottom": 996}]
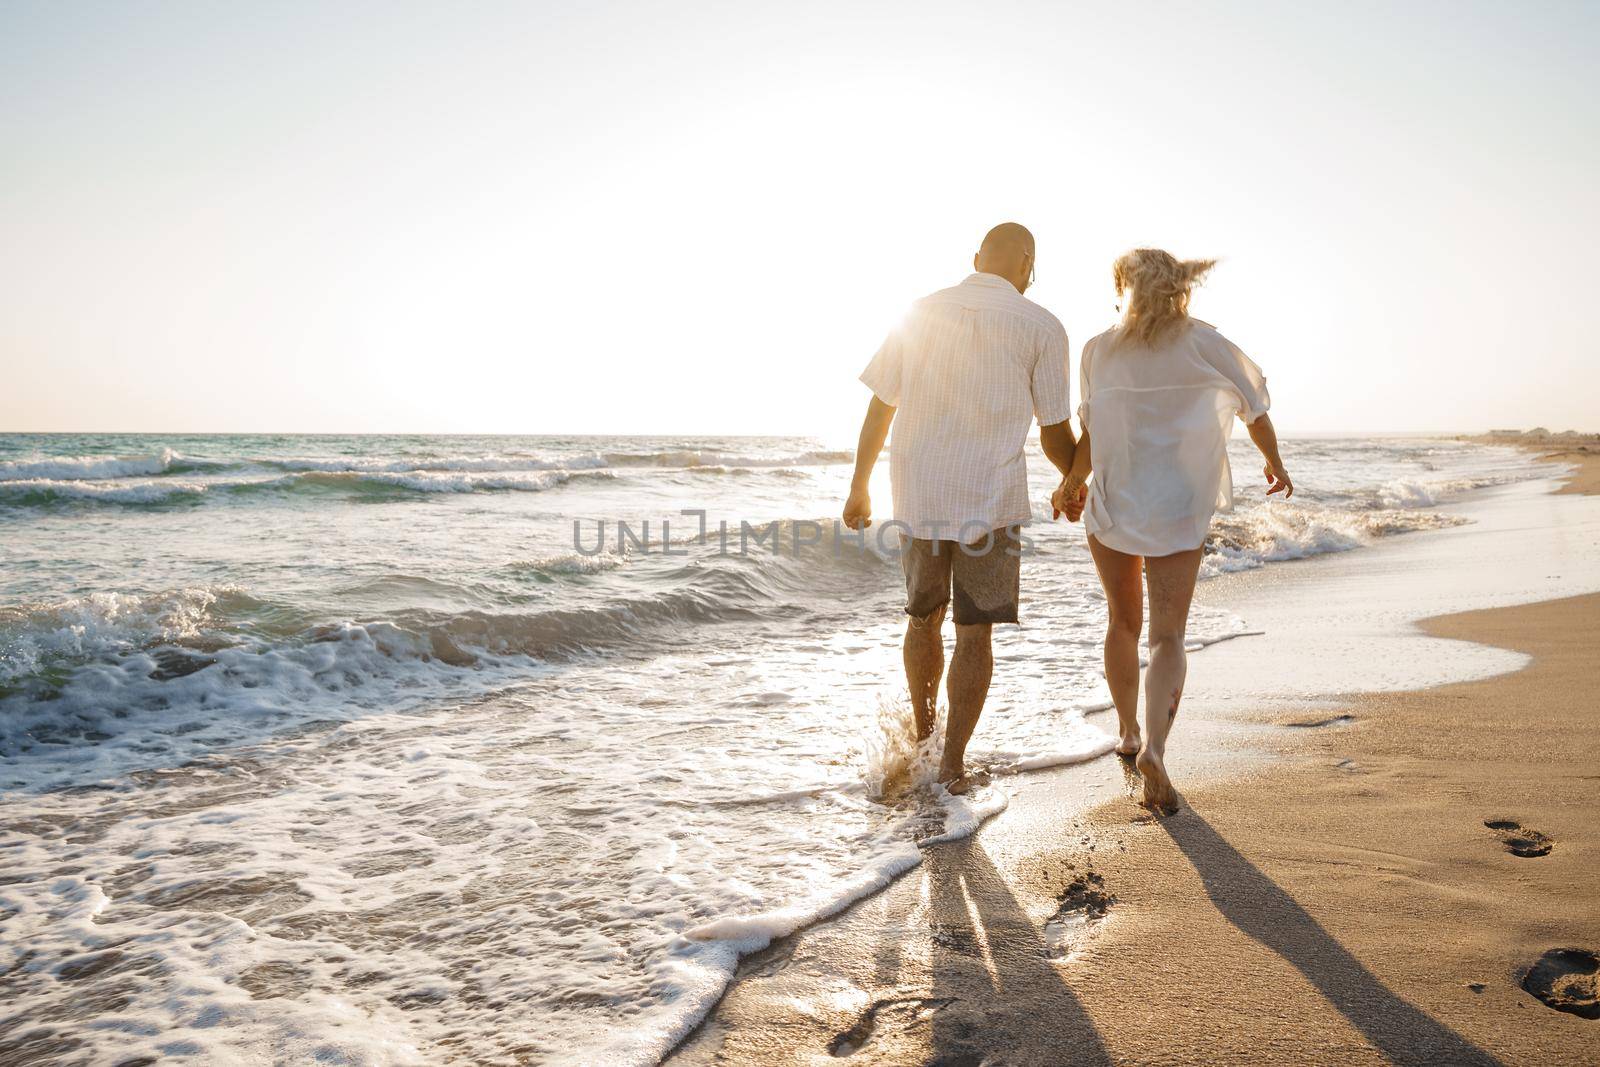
[
  {"left": 668, "top": 457, "right": 1600, "bottom": 1063},
  {"left": 1465, "top": 431, "right": 1600, "bottom": 495}
]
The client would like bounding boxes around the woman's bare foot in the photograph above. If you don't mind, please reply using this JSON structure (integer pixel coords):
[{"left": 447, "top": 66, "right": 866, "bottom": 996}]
[
  {"left": 1115, "top": 730, "right": 1141, "bottom": 757},
  {"left": 1135, "top": 746, "right": 1178, "bottom": 813}
]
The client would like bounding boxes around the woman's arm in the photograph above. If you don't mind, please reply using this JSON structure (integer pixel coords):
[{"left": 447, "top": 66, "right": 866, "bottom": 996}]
[
  {"left": 1246, "top": 414, "right": 1293, "bottom": 497},
  {"left": 1066, "top": 427, "right": 1092, "bottom": 483},
  {"left": 1051, "top": 427, "right": 1092, "bottom": 520}
]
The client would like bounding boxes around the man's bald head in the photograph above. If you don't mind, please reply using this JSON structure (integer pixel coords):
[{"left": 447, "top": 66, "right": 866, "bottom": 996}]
[{"left": 973, "top": 222, "right": 1035, "bottom": 293}]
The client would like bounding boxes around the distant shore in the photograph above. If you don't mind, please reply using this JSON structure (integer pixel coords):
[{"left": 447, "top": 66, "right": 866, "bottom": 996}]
[
  {"left": 671, "top": 457, "right": 1600, "bottom": 1064},
  {"left": 1467, "top": 429, "right": 1600, "bottom": 495}
]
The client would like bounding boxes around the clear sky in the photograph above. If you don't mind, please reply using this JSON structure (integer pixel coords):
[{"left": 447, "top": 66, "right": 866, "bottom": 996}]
[{"left": 3, "top": 0, "right": 1595, "bottom": 438}]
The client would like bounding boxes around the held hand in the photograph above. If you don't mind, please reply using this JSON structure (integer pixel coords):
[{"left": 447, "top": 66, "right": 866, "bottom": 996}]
[
  {"left": 1065, "top": 483, "right": 1087, "bottom": 522},
  {"left": 1052, "top": 475, "right": 1088, "bottom": 522},
  {"left": 843, "top": 486, "right": 872, "bottom": 530},
  {"left": 1264, "top": 463, "right": 1294, "bottom": 498},
  {"left": 1050, "top": 478, "right": 1071, "bottom": 519}
]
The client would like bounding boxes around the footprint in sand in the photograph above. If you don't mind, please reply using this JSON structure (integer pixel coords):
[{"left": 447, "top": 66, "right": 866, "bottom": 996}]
[
  {"left": 1484, "top": 818, "right": 1554, "bottom": 858},
  {"left": 827, "top": 995, "right": 954, "bottom": 1057},
  {"left": 1521, "top": 948, "right": 1599, "bottom": 1019},
  {"left": 1286, "top": 713, "right": 1355, "bottom": 729},
  {"left": 1042, "top": 870, "right": 1115, "bottom": 960}
]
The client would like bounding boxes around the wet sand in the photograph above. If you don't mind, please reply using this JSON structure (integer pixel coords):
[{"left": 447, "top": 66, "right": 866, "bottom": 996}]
[
  {"left": 1537, "top": 446, "right": 1598, "bottom": 496},
  {"left": 668, "top": 464, "right": 1600, "bottom": 1065}
]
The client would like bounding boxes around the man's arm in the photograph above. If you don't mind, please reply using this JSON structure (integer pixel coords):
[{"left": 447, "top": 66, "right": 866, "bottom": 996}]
[
  {"left": 843, "top": 395, "right": 895, "bottom": 529},
  {"left": 1039, "top": 419, "right": 1077, "bottom": 477}
]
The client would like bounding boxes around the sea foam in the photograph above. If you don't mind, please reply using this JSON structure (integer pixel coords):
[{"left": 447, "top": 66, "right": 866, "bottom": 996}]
[{"left": 1202, "top": 500, "right": 1467, "bottom": 576}]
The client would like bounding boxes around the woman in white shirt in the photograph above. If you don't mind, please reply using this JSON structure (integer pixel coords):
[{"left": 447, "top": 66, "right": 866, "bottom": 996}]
[{"left": 1054, "top": 249, "right": 1292, "bottom": 813}]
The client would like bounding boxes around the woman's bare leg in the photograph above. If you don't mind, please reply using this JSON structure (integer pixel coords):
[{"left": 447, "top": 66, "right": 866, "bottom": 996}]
[
  {"left": 1087, "top": 535, "right": 1145, "bottom": 756},
  {"left": 1137, "top": 547, "right": 1204, "bottom": 812}
]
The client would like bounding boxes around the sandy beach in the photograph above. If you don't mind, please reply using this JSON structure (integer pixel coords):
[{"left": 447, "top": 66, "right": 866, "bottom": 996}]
[{"left": 669, "top": 455, "right": 1600, "bottom": 1065}]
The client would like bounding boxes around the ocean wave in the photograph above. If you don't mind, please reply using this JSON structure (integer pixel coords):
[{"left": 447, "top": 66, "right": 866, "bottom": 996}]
[
  {"left": 0, "top": 447, "right": 233, "bottom": 482},
  {"left": 602, "top": 448, "right": 853, "bottom": 469},
  {"left": 1359, "top": 475, "right": 1516, "bottom": 510},
  {"left": 1, "top": 536, "right": 878, "bottom": 705},
  {"left": 0, "top": 477, "right": 212, "bottom": 505},
  {"left": 1202, "top": 502, "right": 1465, "bottom": 576},
  {"left": 0, "top": 532, "right": 894, "bottom": 784},
  {"left": 0, "top": 623, "right": 500, "bottom": 790},
  {"left": 264, "top": 452, "right": 608, "bottom": 474},
  {"left": 0, "top": 467, "right": 618, "bottom": 507},
  {"left": 0, "top": 448, "right": 182, "bottom": 482},
  {"left": 508, "top": 551, "right": 630, "bottom": 576},
  {"left": 0, "top": 587, "right": 264, "bottom": 688},
  {"left": 280, "top": 468, "right": 616, "bottom": 495},
  {"left": 404, "top": 535, "right": 889, "bottom": 662},
  {"left": 676, "top": 464, "right": 813, "bottom": 480},
  {"left": 0, "top": 444, "right": 853, "bottom": 505}
]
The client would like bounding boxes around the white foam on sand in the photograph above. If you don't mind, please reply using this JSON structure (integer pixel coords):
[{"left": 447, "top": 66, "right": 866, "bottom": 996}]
[
  {"left": 1189, "top": 474, "right": 1600, "bottom": 715},
  {"left": 604, "top": 780, "right": 1024, "bottom": 1065}
]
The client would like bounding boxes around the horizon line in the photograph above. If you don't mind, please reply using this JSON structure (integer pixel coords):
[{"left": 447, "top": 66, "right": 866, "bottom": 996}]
[{"left": 0, "top": 428, "right": 1572, "bottom": 440}]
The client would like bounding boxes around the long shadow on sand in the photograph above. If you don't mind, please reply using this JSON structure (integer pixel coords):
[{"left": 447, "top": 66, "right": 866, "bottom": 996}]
[
  {"left": 924, "top": 838, "right": 1111, "bottom": 1066},
  {"left": 1162, "top": 807, "right": 1502, "bottom": 1067}
]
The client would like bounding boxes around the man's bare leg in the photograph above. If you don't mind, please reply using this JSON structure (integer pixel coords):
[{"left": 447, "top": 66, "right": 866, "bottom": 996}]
[
  {"left": 1087, "top": 535, "right": 1145, "bottom": 755},
  {"left": 940, "top": 622, "right": 993, "bottom": 793},
  {"left": 1136, "top": 547, "right": 1203, "bottom": 813},
  {"left": 903, "top": 604, "right": 946, "bottom": 741}
]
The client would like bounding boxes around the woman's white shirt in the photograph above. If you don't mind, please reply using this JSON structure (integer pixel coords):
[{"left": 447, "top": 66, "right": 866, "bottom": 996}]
[{"left": 1078, "top": 321, "right": 1270, "bottom": 557}]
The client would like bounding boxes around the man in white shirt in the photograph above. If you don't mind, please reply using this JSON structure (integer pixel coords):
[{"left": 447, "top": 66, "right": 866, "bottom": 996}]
[{"left": 843, "top": 223, "right": 1077, "bottom": 793}]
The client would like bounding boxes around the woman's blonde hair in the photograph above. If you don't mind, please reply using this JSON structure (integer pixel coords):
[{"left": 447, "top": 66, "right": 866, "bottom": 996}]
[{"left": 1112, "top": 248, "right": 1216, "bottom": 347}]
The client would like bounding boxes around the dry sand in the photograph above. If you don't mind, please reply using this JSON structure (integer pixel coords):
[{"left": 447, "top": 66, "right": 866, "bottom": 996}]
[{"left": 669, "top": 457, "right": 1600, "bottom": 1066}]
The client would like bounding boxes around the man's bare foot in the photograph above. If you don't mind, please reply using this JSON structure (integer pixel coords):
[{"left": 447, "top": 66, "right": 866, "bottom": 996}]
[
  {"left": 939, "top": 767, "right": 990, "bottom": 796},
  {"left": 1135, "top": 746, "right": 1178, "bottom": 813},
  {"left": 1115, "top": 731, "right": 1141, "bottom": 757}
]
